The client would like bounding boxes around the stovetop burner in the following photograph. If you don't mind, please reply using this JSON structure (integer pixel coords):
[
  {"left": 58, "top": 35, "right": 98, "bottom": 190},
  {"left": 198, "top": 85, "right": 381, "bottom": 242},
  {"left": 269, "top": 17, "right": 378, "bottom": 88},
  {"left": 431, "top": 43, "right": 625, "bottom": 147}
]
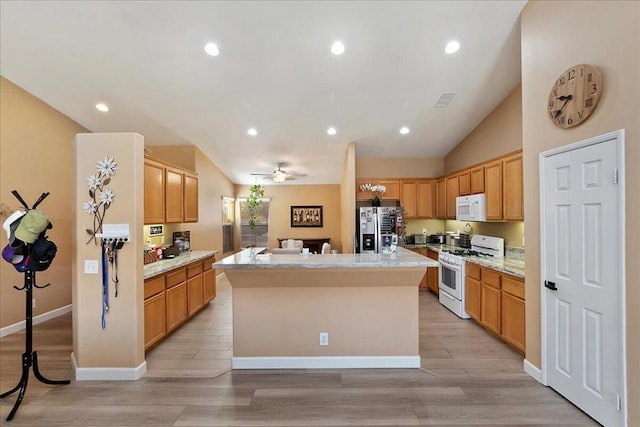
[{"left": 443, "top": 249, "right": 494, "bottom": 257}]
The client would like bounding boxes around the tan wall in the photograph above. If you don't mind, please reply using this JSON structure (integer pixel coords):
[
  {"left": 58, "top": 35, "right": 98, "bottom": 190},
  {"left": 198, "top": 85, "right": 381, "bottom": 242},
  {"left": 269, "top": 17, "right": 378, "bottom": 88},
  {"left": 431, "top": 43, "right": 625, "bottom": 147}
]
[
  {"left": 404, "top": 219, "right": 446, "bottom": 236},
  {"left": 356, "top": 157, "right": 443, "bottom": 178},
  {"left": 521, "top": 1, "right": 639, "bottom": 423},
  {"left": 445, "top": 220, "right": 524, "bottom": 248},
  {"left": 144, "top": 145, "right": 196, "bottom": 172},
  {"left": 444, "top": 84, "right": 522, "bottom": 174},
  {"left": 0, "top": 77, "right": 88, "bottom": 329},
  {"left": 235, "top": 184, "right": 342, "bottom": 253},
  {"left": 72, "top": 133, "right": 144, "bottom": 369},
  {"left": 340, "top": 143, "right": 356, "bottom": 253}
]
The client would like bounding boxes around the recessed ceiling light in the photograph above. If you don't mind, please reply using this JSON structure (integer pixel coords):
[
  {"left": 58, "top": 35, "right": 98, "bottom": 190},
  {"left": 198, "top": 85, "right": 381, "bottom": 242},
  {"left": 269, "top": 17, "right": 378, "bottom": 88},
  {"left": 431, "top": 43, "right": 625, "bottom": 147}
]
[
  {"left": 331, "top": 41, "right": 345, "bottom": 55},
  {"left": 399, "top": 127, "right": 410, "bottom": 135},
  {"left": 327, "top": 127, "right": 337, "bottom": 136},
  {"left": 444, "top": 40, "right": 460, "bottom": 54},
  {"left": 247, "top": 128, "right": 258, "bottom": 136},
  {"left": 96, "top": 103, "right": 109, "bottom": 112},
  {"left": 204, "top": 42, "right": 220, "bottom": 56}
]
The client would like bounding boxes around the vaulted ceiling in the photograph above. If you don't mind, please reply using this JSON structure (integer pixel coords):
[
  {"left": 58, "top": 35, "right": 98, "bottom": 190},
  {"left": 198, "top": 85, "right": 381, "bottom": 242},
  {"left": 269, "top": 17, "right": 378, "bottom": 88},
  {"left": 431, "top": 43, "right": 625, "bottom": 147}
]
[{"left": 0, "top": 1, "right": 526, "bottom": 184}]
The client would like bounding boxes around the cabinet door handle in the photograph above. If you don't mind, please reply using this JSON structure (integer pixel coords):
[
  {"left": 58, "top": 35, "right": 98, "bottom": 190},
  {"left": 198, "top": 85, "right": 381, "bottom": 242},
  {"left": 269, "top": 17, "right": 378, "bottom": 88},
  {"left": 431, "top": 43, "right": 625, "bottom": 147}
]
[{"left": 544, "top": 280, "right": 557, "bottom": 291}]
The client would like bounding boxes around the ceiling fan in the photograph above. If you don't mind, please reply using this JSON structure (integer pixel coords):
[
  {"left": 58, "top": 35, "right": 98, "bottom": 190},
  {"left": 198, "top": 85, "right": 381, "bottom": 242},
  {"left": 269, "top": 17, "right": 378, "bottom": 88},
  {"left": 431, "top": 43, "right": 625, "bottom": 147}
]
[{"left": 251, "top": 162, "right": 307, "bottom": 183}]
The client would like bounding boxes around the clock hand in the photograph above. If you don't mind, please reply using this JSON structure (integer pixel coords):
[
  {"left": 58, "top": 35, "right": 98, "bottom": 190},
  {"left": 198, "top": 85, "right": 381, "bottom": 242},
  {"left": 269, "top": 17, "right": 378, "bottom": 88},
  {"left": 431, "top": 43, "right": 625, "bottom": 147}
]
[
  {"left": 553, "top": 96, "right": 572, "bottom": 118},
  {"left": 556, "top": 94, "right": 573, "bottom": 101}
]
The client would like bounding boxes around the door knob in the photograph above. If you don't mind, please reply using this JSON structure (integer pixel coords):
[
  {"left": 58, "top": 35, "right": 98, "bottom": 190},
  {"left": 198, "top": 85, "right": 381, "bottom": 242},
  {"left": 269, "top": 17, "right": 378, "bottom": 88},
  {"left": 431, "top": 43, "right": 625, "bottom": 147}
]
[{"left": 544, "top": 280, "right": 557, "bottom": 291}]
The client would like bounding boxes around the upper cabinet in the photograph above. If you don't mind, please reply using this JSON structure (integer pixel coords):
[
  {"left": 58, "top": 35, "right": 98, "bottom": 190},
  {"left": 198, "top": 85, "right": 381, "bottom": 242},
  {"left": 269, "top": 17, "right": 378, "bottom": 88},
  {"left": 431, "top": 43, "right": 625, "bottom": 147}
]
[
  {"left": 144, "top": 159, "right": 165, "bottom": 224},
  {"left": 470, "top": 166, "right": 485, "bottom": 194},
  {"left": 183, "top": 172, "right": 199, "bottom": 223},
  {"left": 400, "top": 179, "right": 434, "bottom": 219},
  {"left": 458, "top": 170, "right": 471, "bottom": 196},
  {"left": 435, "top": 178, "right": 447, "bottom": 219},
  {"left": 502, "top": 153, "right": 523, "bottom": 221},
  {"left": 445, "top": 174, "right": 459, "bottom": 219},
  {"left": 165, "top": 167, "right": 184, "bottom": 223},
  {"left": 355, "top": 178, "right": 400, "bottom": 201},
  {"left": 483, "top": 151, "right": 523, "bottom": 221},
  {"left": 144, "top": 156, "right": 198, "bottom": 224}
]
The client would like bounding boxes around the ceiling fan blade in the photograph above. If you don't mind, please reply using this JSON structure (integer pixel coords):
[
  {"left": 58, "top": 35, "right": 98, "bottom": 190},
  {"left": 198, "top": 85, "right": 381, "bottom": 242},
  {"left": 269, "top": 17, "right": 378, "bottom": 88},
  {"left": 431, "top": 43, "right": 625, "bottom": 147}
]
[
  {"left": 286, "top": 173, "right": 307, "bottom": 177},
  {"left": 250, "top": 173, "right": 273, "bottom": 176}
]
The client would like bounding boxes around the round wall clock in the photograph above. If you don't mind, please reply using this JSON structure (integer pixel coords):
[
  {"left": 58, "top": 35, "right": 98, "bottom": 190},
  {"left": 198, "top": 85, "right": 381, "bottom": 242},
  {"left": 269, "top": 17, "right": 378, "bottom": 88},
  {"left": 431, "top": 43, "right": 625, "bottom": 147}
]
[{"left": 547, "top": 64, "right": 602, "bottom": 129}]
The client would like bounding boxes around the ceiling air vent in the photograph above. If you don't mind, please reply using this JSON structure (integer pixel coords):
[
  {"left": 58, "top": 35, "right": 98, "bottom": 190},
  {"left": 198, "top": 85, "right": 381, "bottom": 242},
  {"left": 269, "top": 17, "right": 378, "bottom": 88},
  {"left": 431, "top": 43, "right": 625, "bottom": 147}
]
[{"left": 434, "top": 92, "right": 456, "bottom": 108}]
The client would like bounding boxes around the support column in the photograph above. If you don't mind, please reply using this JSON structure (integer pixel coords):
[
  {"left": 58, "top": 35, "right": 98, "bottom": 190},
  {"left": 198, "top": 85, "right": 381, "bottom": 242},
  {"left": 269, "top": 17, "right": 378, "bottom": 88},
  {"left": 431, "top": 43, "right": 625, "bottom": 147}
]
[{"left": 72, "top": 133, "right": 145, "bottom": 380}]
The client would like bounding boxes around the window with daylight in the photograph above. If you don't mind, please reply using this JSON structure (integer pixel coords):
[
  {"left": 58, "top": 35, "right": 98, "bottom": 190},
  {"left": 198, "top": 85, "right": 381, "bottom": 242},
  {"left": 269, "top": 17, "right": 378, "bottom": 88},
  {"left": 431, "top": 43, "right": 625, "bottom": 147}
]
[
  {"left": 238, "top": 197, "right": 270, "bottom": 248},
  {"left": 222, "top": 197, "right": 235, "bottom": 253}
]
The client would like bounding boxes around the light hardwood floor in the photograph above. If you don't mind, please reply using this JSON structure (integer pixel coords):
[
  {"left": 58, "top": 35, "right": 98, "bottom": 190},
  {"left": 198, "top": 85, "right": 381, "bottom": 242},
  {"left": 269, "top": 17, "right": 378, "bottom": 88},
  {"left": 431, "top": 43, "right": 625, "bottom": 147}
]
[{"left": 1, "top": 274, "right": 597, "bottom": 426}]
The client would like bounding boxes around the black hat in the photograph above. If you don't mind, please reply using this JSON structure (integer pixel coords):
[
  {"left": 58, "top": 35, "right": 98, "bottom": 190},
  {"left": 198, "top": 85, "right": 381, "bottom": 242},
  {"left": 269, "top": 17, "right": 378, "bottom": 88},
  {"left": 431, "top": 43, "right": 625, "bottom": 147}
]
[{"left": 28, "top": 237, "right": 57, "bottom": 271}]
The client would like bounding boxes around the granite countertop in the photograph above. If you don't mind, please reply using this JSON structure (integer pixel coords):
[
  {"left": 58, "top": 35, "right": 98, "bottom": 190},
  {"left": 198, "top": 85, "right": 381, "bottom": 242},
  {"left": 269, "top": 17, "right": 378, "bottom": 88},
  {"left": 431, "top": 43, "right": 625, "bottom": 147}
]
[
  {"left": 213, "top": 246, "right": 438, "bottom": 269},
  {"left": 403, "top": 243, "right": 525, "bottom": 279},
  {"left": 143, "top": 250, "right": 219, "bottom": 279}
]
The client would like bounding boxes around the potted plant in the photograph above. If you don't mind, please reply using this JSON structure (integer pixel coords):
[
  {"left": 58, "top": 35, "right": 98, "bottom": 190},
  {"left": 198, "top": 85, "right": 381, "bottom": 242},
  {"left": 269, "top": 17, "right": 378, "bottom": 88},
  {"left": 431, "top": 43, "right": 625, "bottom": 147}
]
[{"left": 246, "top": 184, "right": 264, "bottom": 246}]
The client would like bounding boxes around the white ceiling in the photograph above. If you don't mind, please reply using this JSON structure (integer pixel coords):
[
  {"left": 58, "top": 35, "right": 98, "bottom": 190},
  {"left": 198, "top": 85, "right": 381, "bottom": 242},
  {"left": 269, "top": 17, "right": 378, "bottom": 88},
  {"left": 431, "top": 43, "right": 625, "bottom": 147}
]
[{"left": 0, "top": 1, "right": 526, "bottom": 185}]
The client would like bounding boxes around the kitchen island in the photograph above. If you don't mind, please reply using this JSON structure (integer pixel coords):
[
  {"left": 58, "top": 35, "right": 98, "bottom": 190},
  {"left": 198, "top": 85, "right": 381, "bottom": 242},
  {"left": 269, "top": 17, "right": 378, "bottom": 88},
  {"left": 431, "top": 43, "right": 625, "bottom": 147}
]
[{"left": 213, "top": 247, "right": 437, "bottom": 369}]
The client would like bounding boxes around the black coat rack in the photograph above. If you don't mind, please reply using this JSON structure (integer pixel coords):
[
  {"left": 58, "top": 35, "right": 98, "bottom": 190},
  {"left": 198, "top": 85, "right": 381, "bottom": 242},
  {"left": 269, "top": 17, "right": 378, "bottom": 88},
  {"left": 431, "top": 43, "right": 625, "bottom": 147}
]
[{"left": 0, "top": 191, "right": 69, "bottom": 421}]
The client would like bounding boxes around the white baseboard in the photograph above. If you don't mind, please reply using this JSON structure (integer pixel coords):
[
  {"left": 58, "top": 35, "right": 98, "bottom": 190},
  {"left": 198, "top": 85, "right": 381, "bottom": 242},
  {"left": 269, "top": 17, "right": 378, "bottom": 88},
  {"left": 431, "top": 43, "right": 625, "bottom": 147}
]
[
  {"left": 71, "top": 352, "right": 147, "bottom": 381},
  {"left": 0, "top": 304, "right": 72, "bottom": 338},
  {"left": 232, "top": 355, "right": 421, "bottom": 369},
  {"left": 524, "top": 358, "right": 543, "bottom": 383}
]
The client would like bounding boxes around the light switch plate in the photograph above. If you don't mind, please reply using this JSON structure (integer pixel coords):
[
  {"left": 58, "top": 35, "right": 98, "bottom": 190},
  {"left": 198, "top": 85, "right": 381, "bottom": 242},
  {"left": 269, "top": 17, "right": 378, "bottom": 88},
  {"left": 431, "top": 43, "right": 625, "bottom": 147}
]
[{"left": 84, "top": 260, "right": 99, "bottom": 274}]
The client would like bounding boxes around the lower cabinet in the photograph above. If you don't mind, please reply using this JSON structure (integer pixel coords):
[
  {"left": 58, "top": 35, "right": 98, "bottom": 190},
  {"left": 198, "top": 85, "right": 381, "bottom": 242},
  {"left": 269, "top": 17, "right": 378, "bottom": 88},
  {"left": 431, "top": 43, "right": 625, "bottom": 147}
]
[
  {"left": 203, "top": 256, "right": 217, "bottom": 303},
  {"left": 464, "top": 262, "right": 525, "bottom": 354},
  {"left": 166, "top": 282, "right": 188, "bottom": 333},
  {"left": 426, "top": 249, "right": 439, "bottom": 294},
  {"left": 501, "top": 275, "right": 526, "bottom": 353},
  {"left": 144, "top": 256, "right": 217, "bottom": 351},
  {"left": 144, "top": 292, "right": 166, "bottom": 350}
]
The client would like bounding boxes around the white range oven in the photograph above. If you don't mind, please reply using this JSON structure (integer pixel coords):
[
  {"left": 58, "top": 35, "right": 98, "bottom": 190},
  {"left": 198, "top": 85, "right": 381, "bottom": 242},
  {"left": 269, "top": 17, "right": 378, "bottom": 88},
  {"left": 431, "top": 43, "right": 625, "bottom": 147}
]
[
  {"left": 438, "top": 252, "right": 470, "bottom": 319},
  {"left": 438, "top": 234, "right": 505, "bottom": 319}
]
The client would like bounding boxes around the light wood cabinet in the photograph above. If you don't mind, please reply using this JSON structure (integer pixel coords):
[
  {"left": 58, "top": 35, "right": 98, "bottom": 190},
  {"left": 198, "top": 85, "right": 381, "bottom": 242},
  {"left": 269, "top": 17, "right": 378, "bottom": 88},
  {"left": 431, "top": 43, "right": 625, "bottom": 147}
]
[
  {"left": 203, "top": 268, "right": 216, "bottom": 303},
  {"left": 465, "top": 262, "right": 525, "bottom": 354},
  {"left": 501, "top": 275, "right": 525, "bottom": 353},
  {"left": 165, "top": 167, "right": 184, "bottom": 223},
  {"left": 445, "top": 174, "right": 459, "bottom": 219},
  {"left": 184, "top": 173, "right": 199, "bottom": 223},
  {"left": 400, "top": 180, "right": 418, "bottom": 218},
  {"left": 470, "top": 166, "right": 485, "bottom": 194},
  {"left": 435, "top": 178, "right": 447, "bottom": 219},
  {"left": 187, "top": 274, "right": 204, "bottom": 316},
  {"left": 484, "top": 160, "right": 503, "bottom": 220},
  {"left": 166, "top": 281, "right": 188, "bottom": 332},
  {"left": 144, "top": 292, "right": 166, "bottom": 350},
  {"left": 379, "top": 179, "right": 400, "bottom": 200},
  {"left": 459, "top": 170, "right": 471, "bottom": 196},
  {"left": 416, "top": 180, "right": 435, "bottom": 219},
  {"left": 144, "top": 160, "right": 165, "bottom": 224},
  {"left": 502, "top": 153, "right": 524, "bottom": 221}
]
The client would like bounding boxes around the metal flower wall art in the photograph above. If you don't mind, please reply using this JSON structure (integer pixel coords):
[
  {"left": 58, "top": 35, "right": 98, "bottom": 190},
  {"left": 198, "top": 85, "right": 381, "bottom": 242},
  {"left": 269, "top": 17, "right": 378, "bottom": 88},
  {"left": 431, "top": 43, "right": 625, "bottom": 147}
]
[{"left": 83, "top": 156, "right": 118, "bottom": 244}]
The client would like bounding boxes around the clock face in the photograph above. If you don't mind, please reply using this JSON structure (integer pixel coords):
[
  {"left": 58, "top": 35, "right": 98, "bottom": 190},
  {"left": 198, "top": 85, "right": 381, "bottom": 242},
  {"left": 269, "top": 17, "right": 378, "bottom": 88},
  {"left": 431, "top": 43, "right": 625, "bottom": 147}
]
[{"left": 548, "top": 64, "right": 602, "bottom": 129}]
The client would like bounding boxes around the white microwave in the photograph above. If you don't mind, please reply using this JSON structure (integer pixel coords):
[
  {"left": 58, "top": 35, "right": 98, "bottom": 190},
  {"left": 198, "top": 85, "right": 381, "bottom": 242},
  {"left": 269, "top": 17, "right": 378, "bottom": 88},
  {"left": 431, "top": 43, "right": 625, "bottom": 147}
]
[{"left": 456, "top": 194, "right": 486, "bottom": 222}]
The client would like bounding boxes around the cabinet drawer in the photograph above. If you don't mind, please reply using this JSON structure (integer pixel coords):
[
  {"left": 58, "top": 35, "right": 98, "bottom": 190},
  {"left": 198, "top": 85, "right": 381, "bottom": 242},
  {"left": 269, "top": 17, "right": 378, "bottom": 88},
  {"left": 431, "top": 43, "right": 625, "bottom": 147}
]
[
  {"left": 202, "top": 256, "right": 216, "bottom": 271},
  {"left": 187, "top": 262, "right": 203, "bottom": 278},
  {"left": 166, "top": 268, "right": 187, "bottom": 289},
  {"left": 481, "top": 267, "right": 501, "bottom": 289},
  {"left": 502, "top": 275, "right": 525, "bottom": 299},
  {"left": 144, "top": 276, "right": 165, "bottom": 299},
  {"left": 466, "top": 262, "right": 481, "bottom": 281}
]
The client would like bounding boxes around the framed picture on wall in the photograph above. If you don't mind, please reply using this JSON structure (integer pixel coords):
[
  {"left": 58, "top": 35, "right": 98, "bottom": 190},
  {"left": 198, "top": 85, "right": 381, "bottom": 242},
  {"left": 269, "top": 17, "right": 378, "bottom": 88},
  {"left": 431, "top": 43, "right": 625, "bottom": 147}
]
[{"left": 291, "top": 205, "right": 323, "bottom": 227}]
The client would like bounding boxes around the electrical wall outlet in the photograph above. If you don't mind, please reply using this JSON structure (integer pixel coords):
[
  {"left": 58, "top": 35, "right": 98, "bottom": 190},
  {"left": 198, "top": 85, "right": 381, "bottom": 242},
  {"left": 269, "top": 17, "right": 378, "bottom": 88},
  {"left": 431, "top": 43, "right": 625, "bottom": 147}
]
[
  {"left": 32, "top": 299, "right": 36, "bottom": 309},
  {"left": 84, "top": 260, "right": 99, "bottom": 274},
  {"left": 422, "top": 228, "right": 427, "bottom": 235},
  {"left": 319, "top": 332, "right": 329, "bottom": 346}
]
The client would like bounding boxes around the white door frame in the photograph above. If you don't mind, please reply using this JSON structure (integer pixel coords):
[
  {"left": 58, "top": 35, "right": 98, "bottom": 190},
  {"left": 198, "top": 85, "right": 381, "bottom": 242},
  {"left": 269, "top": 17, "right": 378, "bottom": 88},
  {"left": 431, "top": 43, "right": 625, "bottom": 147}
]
[{"left": 538, "top": 129, "right": 627, "bottom": 423}]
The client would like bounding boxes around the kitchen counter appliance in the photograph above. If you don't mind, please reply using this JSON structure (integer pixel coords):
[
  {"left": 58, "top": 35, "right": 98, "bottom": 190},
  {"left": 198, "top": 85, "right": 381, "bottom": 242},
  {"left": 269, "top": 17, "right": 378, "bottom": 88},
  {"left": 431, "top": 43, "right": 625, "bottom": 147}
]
[
  {"left": 438, "top": 234, "right": 504, "bottom": 318},
  {"left": 456, "top": 194, "right": 486, "bottom": 222}
]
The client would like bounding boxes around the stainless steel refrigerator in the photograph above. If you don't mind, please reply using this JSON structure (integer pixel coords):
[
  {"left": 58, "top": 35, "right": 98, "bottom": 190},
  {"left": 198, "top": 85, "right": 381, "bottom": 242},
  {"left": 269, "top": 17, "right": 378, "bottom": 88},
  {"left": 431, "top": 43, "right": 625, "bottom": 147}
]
[{"left": 357, "top": 207, "right": 398, "bottom": 254}]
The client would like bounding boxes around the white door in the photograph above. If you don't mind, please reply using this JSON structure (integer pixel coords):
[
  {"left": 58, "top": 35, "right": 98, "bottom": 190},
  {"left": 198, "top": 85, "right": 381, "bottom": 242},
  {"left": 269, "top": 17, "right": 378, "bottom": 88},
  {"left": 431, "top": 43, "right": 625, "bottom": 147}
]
[{"left": 542, "top": 135, "right": 623, "bottom": 426}]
